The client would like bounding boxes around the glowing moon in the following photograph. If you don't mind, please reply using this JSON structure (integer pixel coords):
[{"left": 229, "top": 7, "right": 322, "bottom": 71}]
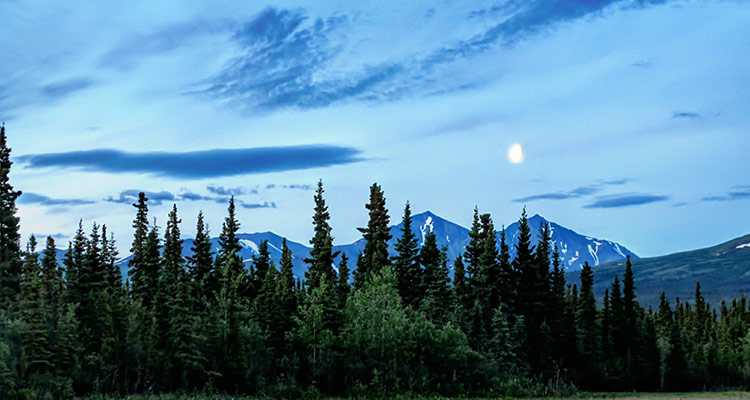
[{"left": 508, "top": 143, "right": 524, "bottom": 164}]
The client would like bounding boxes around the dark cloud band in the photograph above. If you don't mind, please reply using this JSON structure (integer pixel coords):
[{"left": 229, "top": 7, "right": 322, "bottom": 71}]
[
  {"left": 584, "top": 193, "right": 669, "bottom": 209},
  {"left": 17, "top": 145, "right": 364, "bottom": 178}
]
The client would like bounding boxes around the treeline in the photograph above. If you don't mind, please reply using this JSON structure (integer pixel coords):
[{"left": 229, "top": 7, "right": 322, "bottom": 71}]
[{"left": 2, "top": 125, "right": 750, "bottom": 398}]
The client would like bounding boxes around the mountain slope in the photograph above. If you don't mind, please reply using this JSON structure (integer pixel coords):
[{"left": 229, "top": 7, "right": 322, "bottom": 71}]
[
  {"left": 504, "top": 214, "right": 637, "bottom": 270},
  {"left": 566, "top": 234, "right": 750, "bottom": 308}
]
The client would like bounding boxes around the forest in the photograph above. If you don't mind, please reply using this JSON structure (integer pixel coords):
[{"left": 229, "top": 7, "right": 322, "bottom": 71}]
[{"left": 2, "top": 125, "right": 750, "bottom": 399}]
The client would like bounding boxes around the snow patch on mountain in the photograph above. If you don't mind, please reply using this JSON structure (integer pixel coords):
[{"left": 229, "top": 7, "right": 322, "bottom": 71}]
[
  {"left": 240, "top": 239, "right": 258, "bottom": 252},
  {"left": 737, "top": 242, "right": 750, "bottom": 249},
  {"left": 420, "top": 216, "right": 434, "bottom": 244}
]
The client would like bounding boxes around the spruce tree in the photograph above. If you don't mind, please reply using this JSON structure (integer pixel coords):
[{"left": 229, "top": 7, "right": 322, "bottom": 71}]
[
  {"left": 128, "top": 193, "right": 157, "bottom": 305},
  {"left": 354, "top": 183, "right": 391, "bottom": 287},
  {"left": 216, "top": 197, "right": 245, "bottom": 288},
  {"left": 0, "top": 124, "right": 22, "bottom": 308},
  {"left": 275, "top": 239, "right": 299, "bottom": 376},
  {"left": 516, "top": 212, "right": 552, "bottom": 373},
  {"left": 40, "top": 237, "right": 63, "bottom": 325},
  {"left": 304, "top": 181, "right": 338, "bottom": 291},
  {"left": 420, "top": 233, "right": 453, "bottom": 324},
  {"left": 479, "top": 213, "right": 501, "bottom": 313},
  {"left": 452, "top": 256, "right": 471, "bottom": 327},
  {"left": 20, "top": 236, "right": 54, "bottom": 385},
  {"left": 187, "top": 211, "right": 214, "bottom": 308},
  {"left": 463, "top": 207, "right": 482, "bottom": 284},
  {"left": 392, "top": 202, "right": 421, "bottom": 308},
  {"left": 251, "top": 240, "right": 272, "bottom": 296},
  {"left": 576, "top": 261, "right": 601, "bottom": 388},
  {"left": 337, "top": 253, "right": 350, "bottom": 308},
  {"left": 498, "top": 227, "right": 514, "bottom": 313}
]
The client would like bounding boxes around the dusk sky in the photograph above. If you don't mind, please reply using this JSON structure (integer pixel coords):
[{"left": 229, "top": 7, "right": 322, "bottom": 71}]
[{"left": 2, "top": 0, "right": 748, "bottom": 258}]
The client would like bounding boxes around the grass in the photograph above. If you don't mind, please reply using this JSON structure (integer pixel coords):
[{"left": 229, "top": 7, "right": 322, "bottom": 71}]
[{"left": 83, "top": 392, "right": 750, "bottom": 400}]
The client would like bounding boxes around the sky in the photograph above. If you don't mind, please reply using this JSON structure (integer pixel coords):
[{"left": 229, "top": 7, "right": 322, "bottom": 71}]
[{"left": 1, "top": 0, "right": 749, "bottom": 258}]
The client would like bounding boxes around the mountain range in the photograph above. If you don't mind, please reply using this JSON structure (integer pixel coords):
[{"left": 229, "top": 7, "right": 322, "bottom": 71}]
[
  {"left": 106, "top": 211, "right": 637, "bottom": 279},
  {"left": 42, "top": 211, "right": 750, "bottom": 307}
]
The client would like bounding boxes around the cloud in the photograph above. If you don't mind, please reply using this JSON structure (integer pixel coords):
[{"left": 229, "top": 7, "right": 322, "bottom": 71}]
[
  {"left": 18, "top": 192, "right": 95, "bottom": 206},
  {"left": 17, "top": 144, "right": 365, "bottom": 178},
  {"left": 702, "top": 186, "right": 750, "bottom": 202},
  {"left": 583, "top": 193, "right": 669, "bottom": 209},
  {"left": 238, "top": 201, "right": 277, "bottom": 209},
  {"left": 105, "top": 190, "right": 176, "bottom": 206},
  {"left": 265, "top": 183, "right": 314, "bottom": 190},
  {"left": 100, "top": 19, "right": 235, "bottom": 70},
  {"left": 32, "top": 233, "right": 68, "bottom": 240},
  {"left": 514, "top": 178, "right": 633, "bottom": 203},
  {"left": 207, "top": 185, "right": 249, "bottom": 196},
  {"left": 602, "top": 178, "right": 632, "bottom": 185},
  {"left": 630, "top": 60, "right": 652, "bottom": 68},
  {"left": 104, "top": 188, "right": 278, "bottom": 210},
  {"left": 204, "top": 1, "right": 674, "bottom": 112},
  {"left": 671, "top": 110, "right": 700, "bottom": 119},
  {"left": 40, "top": 78, "right": 94, "bottom": 99}
]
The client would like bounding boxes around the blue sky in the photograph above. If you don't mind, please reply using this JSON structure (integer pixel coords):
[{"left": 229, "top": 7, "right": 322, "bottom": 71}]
[{"left": 2, "top": 0, "right": 749, "bottom": 257}]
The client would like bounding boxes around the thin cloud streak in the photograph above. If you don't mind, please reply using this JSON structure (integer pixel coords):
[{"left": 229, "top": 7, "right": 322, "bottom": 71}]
[{"left": 583, "top": 193, "right": 669, "bottom": 209}]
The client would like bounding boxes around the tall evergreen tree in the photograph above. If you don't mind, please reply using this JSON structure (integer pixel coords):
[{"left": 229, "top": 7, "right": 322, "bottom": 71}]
[
  {"left": 304, "top": 181, "right": 338, "bottom": 291},
  {"left": 40, "top": 237, "right": 63, "bottom": 323},
  {"left": 0, "top": 124, "right": 22, "bottom": 308},
  {"left": 251, "top": 240, "right": 272, "bottom": 296},
  {"left": 498, "top": 227, "right": 514, "bottom": 313},
  {"left": 517, "top": 212, "right": 552, "bottom": 373},
  {"left": 216, "top": 197, "right": 244, "bottom": 287},
  {"left": 275, "top": 238, "right": 299, "bottom": 377},
  {"left": 463, "top": 207, "right": 482, "bottom": 284},
  {"left": 452, "top": 256, "right": 471, "bottom": 327},
  {"left": 354, "top": 183, "right": 391, "bottom": 287},
  {"left": 419, "top": 233, "right": 453, "bottom": 324},
  {"left": 187, "top": 211, "right": 214, "bottom": 307},
  {"left": 128, "top": 193, "right": 156, "bottom": 305},
  {"left": 337, "top": 253, "right": 350, "bottom": 308},
  {"left": 576, "top": 262, "right": 602, "bottom": 388},
  {"left": 392, "top": 202, "right": 421, "bottom": 307},
  {"left": 20, "top": 236, "right": 54, "bottom": 387}
]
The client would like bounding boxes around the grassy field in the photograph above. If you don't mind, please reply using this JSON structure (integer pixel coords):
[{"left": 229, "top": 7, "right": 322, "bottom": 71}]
[
  {"left": 539, "top": 394, "right": 750, "bottom": 400},
  {"left": 83, "top": 392, "right": 750, "bottom": 400}
]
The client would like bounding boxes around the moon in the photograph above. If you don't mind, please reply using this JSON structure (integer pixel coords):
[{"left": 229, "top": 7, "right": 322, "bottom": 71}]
[{"left": 508, "top": 143, "right": 524, "bottom": 164}]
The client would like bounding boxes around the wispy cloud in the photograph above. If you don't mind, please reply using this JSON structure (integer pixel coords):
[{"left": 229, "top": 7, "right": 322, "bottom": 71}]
[
  {"left": 206, "top": 185, "right": 254, "bottom": 196},
  {"left": 106, "top": 190, "right": 177, "bottom": 206},
  {"left": 105, "top": 188, "right": 277, "bottom": 209},
  {"left": 630, "top": 60, "right": 652, "bottom": 68},
  {"left": 203, "top": 1, "right": 674, "bottom": 112},
  {"left": 100, "top": 19, "right": 235, "bottom": 70},
  {"left": 265, "top": 183, "right": 314, "bottom": 190},
  {"left": 17, "top": 145, "right": 365, "bottom": 178},
  {"left": 18, "top": 192, "right": 95, "bottom": 206},
  {"left": 239, "top": 201, "right": 277, "bottom": 209},
  {"left": 671, "top": 110, "right": 700, "bottom": 119},
  {"left": 583, "top": 193, "right": 669, "bottom": 209},
  {"left": 702, "top": 186, "right": 750, "bottom": 202},
  {"left": 40, "top": 78, "right": 94, "bottom": 99},
  {"left": 514, "top": 179, "right": 631, "bottom": 203}
]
